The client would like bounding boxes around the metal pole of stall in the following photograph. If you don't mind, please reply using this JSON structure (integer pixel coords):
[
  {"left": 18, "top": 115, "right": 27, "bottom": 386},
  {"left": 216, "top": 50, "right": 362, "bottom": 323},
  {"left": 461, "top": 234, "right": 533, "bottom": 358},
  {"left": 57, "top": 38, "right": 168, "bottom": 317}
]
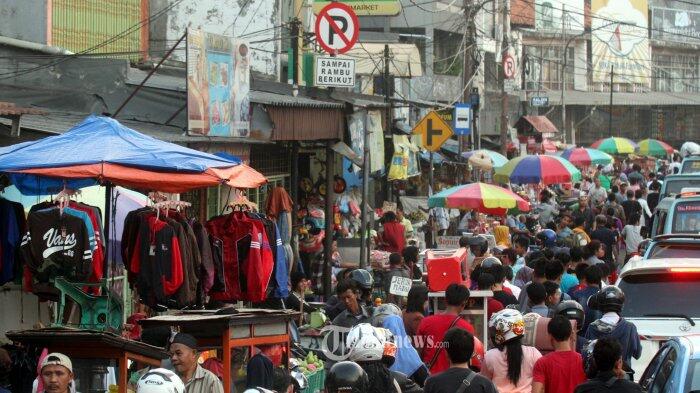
[{"left": 359, "top": 111, "right": 371, "bottom": 269}]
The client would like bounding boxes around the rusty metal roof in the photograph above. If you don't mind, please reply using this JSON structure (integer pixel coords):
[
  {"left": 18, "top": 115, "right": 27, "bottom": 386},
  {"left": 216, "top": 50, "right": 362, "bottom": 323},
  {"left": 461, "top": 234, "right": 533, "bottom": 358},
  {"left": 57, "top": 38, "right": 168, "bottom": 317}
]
[
  {"left": 518, "top": 115, "right": 559, "bottom": 133},
  {"left": 0, "top": 101, "right": 46, "bottom": 116}
]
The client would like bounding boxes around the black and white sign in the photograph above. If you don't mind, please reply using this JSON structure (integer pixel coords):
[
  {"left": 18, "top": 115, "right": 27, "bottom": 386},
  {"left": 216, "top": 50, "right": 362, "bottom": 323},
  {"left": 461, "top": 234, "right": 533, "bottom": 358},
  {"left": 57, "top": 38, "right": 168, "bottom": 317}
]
[
  {"left": 530, "top": 96, "right": 550, "bottom": 107},
  {"left": 389, "top": 276, "right": 412, "bottom": 297},
  {"left": 652, "top": 7, "right": 700, "bottom": 43},
  {"left": 314, "top": 2, "right": 360, "bottom": 54},
  {"left": 315, "top": 56, "right": 356, "bottom": 87},
  {"left": 453, "top": 103, "right": 471, "bottom": 136}
]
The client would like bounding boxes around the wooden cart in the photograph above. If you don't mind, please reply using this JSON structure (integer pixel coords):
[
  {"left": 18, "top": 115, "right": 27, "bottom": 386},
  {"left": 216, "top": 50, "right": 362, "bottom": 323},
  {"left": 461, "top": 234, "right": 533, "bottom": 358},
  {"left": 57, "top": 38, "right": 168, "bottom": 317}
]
[
  {"left": 6, "top": 327, "right": 167, "bottom": 393},
  {"left": 139, "top": 309, "right": 298, "bottom": 393}
]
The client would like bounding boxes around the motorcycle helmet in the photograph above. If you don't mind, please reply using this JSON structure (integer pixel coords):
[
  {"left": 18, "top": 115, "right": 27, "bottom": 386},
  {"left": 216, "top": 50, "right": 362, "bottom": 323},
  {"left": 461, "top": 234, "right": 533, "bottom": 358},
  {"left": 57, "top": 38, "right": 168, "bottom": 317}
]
[
  {"left": 488, "top": 309, "right": 525, "bottom": 345},
  {"left": 536, "top": 229, "right": 558, "bottom": 248},
  {"left": 349, "top": 269, "right": 374, "bottom": 290},
  {"left": 346, "top": 323, "right": 385, "bottom": 362},
  {"left": 468, "top": 235, "right": 489, "bottom": 256},
  {"left": 372, "top": 303, "right": 402, "bottom": 327},
  {"left": 555, "top": 300, "right": 585, "bottom": 331},
  {"left": 325, "top": 361, "right": 370, "bottom": 393},
  {"left": 480, "top": 256, "right": 502, "bottom": 269},
  {"left": 588, "top": 286, "right": 625, "bottom": 313},
  {"left": 136, "top": 368, "right": 185, "bottom": 393}
]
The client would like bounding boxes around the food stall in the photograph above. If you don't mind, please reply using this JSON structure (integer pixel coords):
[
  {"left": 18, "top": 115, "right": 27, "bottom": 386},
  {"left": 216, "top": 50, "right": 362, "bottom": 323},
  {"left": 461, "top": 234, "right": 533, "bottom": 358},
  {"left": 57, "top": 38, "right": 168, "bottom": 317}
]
[
  {"left": 6, "top": 328, "right": 167, "bottom": 393},
  {"left": 139, "top": 309, "right": 298, "bottom": 393}
]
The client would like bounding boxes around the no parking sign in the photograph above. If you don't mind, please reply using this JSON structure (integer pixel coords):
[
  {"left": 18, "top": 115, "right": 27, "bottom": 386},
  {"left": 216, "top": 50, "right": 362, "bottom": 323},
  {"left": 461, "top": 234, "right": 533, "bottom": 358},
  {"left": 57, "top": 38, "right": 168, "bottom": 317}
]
[{"left": 315, "top": 2, "right": 360, "bottom": 54}]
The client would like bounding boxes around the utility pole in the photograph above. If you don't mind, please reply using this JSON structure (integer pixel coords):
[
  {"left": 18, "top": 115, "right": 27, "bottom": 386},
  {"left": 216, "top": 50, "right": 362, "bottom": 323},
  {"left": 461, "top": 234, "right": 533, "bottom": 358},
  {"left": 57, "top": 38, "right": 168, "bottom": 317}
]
[
  {"left": 560, "top": 5, "right": 566, "bottom": 144},
  {"left": 290, "top": 18, "right": 301, "bottom": 85},
  {"left": 384, "top": 44, "right": 393, "bottom": 201},
  {"left": 499, "top": 0, "right": 511, "bottom": 155},
  {"left": 609, "top": 66, "right": 614, "bottom": 137},
  {"left": 462, "top": 0, "right": 476, "bottom": 174},
  {"left": 359, "top": 111, "right": 371, "bottom": 269}
]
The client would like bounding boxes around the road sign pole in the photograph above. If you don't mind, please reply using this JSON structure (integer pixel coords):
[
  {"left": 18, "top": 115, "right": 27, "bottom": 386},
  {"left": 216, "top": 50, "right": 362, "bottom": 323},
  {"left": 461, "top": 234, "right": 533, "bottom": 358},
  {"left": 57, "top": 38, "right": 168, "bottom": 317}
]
[
  {"left": 429, "top": 151, "right": 434, "bottom": 195},
  {"left": 359, "top": 110, "right": 371, "bottom": 269}
]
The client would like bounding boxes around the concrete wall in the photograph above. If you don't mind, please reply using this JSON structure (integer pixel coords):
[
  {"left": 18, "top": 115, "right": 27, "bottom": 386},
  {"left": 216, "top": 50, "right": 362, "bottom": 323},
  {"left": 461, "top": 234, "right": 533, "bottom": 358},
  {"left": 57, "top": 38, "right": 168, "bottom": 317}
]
[
  {"left": 0, "top": 285, "right": 50, "bottom": 341},
  {"left": 151, "top": 0, "right": 281, "bottom": 77},
  {"left": 0, "top": 0, "right": 48, "bottom": 44}
]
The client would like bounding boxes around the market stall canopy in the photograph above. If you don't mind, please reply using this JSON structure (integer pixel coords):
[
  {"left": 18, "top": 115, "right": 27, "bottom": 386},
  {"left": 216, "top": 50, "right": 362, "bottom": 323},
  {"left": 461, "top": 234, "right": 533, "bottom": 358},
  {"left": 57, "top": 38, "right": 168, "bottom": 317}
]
[
  {"left": 514, "top": 116, "right": 558, "bottom": 138},
  {"left": 637, "top": 139, "right": 674, "bottom": 158},
  {"left": 590, "top": 137, "right": 638, "bottom": 155},
  {"left": 494, "top": 154, "right": 581, "bottom": 185},
  {"left": 428, "top": 182, "right": 530, "bottom": 215},
  {"left": 342, "top": 43, "right": 423, "bottom": 77},
  {"left": 561, "top": 147, "right": 613, "bottom": 168},
  {"left": 0, "top": 115, "right": 266, "bottom": 194}
]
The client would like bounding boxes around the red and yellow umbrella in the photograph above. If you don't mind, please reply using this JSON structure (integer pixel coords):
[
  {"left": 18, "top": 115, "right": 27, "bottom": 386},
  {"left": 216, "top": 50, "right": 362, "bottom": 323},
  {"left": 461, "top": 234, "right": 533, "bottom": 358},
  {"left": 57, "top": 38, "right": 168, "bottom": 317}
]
[{"left": 428, "top": 182, "right": 530, "bottom": 215}]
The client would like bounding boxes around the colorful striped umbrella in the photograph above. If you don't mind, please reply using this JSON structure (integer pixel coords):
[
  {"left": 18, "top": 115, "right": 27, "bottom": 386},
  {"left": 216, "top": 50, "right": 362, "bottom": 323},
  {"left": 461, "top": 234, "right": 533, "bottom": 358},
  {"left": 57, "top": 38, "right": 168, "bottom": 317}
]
[
  {"left": 590, "top": 137, "right": 638, "bottom": 155},
  {"left": 560, "top": 147, "right": 614, "bottom": 168},
  {"left": 637, "top": 139, "right": 674, "bottom": 158},
  {"left": 494, "top": 155, "right": 582, "bottom": 185},
  {"left": 428, "top": 182, "right": 530, "bottom": 215},
  {"left": 461, "top": 150, "right": 508, "bottom": 170}
]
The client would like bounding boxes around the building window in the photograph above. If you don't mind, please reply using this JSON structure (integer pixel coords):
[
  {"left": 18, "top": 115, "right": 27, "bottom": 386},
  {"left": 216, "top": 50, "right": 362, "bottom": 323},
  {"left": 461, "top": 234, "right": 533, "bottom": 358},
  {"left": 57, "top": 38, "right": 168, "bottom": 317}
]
[
  {"left": 653, "top": 53, "right": 699, "bottom": 93},
  {"left": 390, "top": 28, "right": 427, "bottom": 72},
  {"left": 524, "top": 46, "right": 575, "bottom": 90},
  {"left": 538, "top": 2, "right": 556, "bottom": 29},
  {"left": 433, "top": 29, "right": 464, "bottom": 76}
]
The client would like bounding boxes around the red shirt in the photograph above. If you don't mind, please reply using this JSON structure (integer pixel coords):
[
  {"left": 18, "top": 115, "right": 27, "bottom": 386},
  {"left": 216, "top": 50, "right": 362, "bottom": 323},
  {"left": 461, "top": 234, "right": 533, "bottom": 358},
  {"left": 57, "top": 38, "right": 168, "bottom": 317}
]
[
  {"left": 532, "top": 350, "right": 586, "bottom": 393},
  {"left": 380, "top": 222, "right": 406, "bottom": 253},
  {"left": 502, "top": 286, "right": 513, "bottom": 296},
  {"left": 416, "top": 314, "right": 475, "bottom": 374},
  {"left": 487, "top": 298, "right": 504, "bottom": 320}
]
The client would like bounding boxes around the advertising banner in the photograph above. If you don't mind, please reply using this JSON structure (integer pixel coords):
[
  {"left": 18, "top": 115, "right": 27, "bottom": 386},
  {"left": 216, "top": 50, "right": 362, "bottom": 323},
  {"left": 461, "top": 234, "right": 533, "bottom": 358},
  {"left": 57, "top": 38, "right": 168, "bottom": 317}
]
[
  {"left": 187, "top": 29, "right": 250, "bottom": 137},
  {"left": 652, "top": 7, "right": 700, "bottom": 43},
  {"left": 591, "top": 0, "right": 651, "bottom": 85},
  {"left": 535, "top": 0, "right": 585, "bottom": 31}
]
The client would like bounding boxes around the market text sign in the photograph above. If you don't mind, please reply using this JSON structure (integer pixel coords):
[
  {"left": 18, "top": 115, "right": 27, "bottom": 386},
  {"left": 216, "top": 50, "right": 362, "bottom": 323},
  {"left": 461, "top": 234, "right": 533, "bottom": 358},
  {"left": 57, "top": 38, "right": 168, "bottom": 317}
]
[
  {"left": 316, "top": 57, "right": 356, "bottom": 87},
  {"left": 313, "top": 0, "right": 401, "bottom": 16}
]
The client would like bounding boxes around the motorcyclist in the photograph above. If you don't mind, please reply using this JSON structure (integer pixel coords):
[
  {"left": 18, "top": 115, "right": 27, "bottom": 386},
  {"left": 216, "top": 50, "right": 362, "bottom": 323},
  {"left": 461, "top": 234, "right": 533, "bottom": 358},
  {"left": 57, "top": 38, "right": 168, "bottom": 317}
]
[
  {"left": 325, "top": 268, "right": 374, "bottom": 320},
  {"left": 555, "top": 300, "right": 588, "bottom": 353},
  {"left": 325, "top": 361, "right": 370, "bottom": 393},
  {"left": 584, "top": 286, "right": 641, "bottom": 377}
]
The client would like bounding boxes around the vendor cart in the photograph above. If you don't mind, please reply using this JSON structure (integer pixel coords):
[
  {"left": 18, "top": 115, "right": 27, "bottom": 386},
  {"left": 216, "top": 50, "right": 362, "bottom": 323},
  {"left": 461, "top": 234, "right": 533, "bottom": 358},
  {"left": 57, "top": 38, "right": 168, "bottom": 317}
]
[
  {"left": 428, "top": 290, "right": 493, "bottom": 351},
  {"left": 6, "top": 327, "right": 167, "bottom": 393},
  {"left": 139, "top": 309, "right": 299, "bottom": 393}
]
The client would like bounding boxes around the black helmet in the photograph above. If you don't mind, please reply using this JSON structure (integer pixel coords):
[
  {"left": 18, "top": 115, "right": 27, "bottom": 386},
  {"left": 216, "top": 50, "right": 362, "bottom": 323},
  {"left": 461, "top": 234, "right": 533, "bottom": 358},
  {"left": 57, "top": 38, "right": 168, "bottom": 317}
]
[
  {"left": 350, "top": 269, "right": 374, "bottom": 290},
  {"left": 588, "top": 286, "right": 625, "bottom": 313},
  {"left": 325, "top": 361, "right": 369, "bottom": 393},
  {"left": 468, "top": 235, "right": 489, "bottom": 256},
  {"left": 555, "top": 300, "right": 585, "bottom": 331}
]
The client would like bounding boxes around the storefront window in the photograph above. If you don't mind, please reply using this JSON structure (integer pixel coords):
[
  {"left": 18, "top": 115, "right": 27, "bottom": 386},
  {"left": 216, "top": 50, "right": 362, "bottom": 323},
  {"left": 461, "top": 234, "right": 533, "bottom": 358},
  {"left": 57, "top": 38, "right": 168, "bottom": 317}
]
[
  {"left": 653, "top": 53, "right": 699, "bottom": 93},
  {"left": 524, "top": 46, "right": 575, "bottom": 90}
]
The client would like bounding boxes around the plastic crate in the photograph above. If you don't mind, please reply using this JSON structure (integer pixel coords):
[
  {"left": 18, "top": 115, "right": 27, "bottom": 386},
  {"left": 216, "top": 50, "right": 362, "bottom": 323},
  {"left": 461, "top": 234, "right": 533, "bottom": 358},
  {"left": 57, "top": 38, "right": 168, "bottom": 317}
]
[{"left": 302, "top": 369, "right": 326, "bottom": 393}]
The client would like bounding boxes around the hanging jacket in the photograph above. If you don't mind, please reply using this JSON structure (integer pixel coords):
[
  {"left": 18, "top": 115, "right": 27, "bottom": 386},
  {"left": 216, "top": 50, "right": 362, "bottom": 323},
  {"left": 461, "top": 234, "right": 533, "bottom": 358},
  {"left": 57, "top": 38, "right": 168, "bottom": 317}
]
[
  {"left": 21, "top": 208, "right": 93, "bottom": 282},
  {"left": 68, "top": 202, "right": 105, "bottom": 281},
  {"left": 209, "top": 235, "right": 226, "bottom": 293},
  {"left": 130, "top": 216, "right": 184, "bottom": 307},
  {"left": 191, "top": 219, "right": 215, "bottom": 303},
  {"left": 0, "top": 199, "right": 20, "bottom": 285}
]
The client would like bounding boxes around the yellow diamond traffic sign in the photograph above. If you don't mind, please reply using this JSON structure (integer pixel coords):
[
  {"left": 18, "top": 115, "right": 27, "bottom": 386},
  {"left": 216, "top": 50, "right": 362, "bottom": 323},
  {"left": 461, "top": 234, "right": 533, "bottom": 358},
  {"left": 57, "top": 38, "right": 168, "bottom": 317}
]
[{"left": 412, "top": 111, "right": 454, "bottom": 152}]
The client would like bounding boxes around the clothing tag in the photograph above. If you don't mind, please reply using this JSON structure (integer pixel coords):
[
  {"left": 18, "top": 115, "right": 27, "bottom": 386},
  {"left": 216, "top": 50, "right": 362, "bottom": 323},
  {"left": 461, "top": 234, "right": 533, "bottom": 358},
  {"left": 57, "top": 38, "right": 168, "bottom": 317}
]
[{"left": 149, "top": 244, "right": 156, "bottom": 256}]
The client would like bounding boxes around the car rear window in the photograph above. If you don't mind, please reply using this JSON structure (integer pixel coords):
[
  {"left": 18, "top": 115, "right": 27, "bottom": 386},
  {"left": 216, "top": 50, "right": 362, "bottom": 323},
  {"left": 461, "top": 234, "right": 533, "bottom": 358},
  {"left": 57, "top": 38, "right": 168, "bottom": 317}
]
[
  {"left": 648, "top": 243, "right": 700, "bottom": 259},
  {"left": 664, "top": 178, "right": 700, "bottom": 196},
  {"left": 682, "top": 160, "right": 700, "bottom": 174},
  {"left": 686, "top": 359, "right": 700, "bottom": 392},
  {"left": 619, "top": 272, "right": 700, "bottom": 318},
  {"left": 672, "top": 202, "right": 700, "bottom": 233}
]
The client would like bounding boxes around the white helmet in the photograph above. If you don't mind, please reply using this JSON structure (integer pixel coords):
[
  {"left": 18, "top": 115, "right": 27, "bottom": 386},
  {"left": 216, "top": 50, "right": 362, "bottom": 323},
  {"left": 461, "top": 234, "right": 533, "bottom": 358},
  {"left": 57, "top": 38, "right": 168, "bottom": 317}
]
[
  {"left": 346, "top": 323, "right": 385, "bottom": 362},
  {"left": 489, "top": 308, "right": 525, "bottom": 345},
  {"left": 137, "top": 368, "right": 185, "bottom": 393},
  {"left": 371, "top": 303, "right": 402, "bottom": 327}
]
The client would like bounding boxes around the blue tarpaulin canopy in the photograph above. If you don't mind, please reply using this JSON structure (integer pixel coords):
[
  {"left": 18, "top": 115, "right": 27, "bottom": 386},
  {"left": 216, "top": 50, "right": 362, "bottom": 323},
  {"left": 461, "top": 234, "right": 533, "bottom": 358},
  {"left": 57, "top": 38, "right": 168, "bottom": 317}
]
[{"left": 0, "top": 115, "right": 265, "bottom": 195}]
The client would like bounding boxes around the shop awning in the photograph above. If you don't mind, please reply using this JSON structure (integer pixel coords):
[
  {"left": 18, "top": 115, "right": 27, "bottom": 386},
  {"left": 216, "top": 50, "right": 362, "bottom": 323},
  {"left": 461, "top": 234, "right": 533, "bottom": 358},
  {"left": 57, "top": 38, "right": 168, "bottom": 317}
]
[
  {"left": 0, "top": 115, "right": 267, "bottom": 194},
  {"left": 340, "top": 43, "right": 423, "bottom": 77},
  {"left": 515, "top": 115, "right": 558, "bottom": 134}
]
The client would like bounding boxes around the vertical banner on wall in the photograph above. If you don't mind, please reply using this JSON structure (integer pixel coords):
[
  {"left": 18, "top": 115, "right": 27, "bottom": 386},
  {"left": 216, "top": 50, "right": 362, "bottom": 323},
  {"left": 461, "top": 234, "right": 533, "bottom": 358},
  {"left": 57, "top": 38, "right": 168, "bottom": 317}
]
[
  {"left": 591, "top": 0, "right": 651, "bottom": 86},
  {"left": 187, "top": 29, "right": 250, "bottom": 137}
]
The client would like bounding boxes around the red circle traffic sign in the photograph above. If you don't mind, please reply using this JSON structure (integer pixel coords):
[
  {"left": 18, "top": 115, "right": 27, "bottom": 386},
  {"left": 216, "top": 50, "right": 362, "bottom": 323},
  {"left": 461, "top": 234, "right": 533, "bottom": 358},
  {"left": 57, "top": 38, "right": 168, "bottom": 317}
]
[
  {"left": 503, "top": 54, "right": 516, "bottom": 79},
  {"left": 315, "top": 2, "right": 360, "bottom": 55}
]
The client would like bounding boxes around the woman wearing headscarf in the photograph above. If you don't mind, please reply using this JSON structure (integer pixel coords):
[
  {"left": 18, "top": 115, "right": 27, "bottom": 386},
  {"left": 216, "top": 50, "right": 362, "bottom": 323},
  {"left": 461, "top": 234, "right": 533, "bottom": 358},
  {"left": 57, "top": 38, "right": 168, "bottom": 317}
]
[{"left": 382, "top": 315, "right": 429, "bottom": 387}]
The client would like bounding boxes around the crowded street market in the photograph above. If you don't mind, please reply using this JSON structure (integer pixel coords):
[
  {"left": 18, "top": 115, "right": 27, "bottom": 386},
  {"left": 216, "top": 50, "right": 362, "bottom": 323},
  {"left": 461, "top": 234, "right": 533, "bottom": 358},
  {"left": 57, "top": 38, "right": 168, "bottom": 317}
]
[{"left": 1, "top": 2, "right": 700, "bottom": 393}]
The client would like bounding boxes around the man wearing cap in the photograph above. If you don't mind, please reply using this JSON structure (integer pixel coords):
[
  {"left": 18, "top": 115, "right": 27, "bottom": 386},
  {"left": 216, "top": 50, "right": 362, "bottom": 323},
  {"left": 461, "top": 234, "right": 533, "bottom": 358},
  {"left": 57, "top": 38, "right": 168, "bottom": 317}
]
[
  {"left": 39, "top": 353, "right": 74, "bottom": 393},
  {"left": 169, "top": 333, "right": 223, "bottom": 393}
]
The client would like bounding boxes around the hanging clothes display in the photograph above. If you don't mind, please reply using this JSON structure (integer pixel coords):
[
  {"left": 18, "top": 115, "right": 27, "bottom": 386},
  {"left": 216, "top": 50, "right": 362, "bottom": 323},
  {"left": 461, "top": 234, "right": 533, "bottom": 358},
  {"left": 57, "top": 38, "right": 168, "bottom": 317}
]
[
  {"left": 20, "top": 192, "right": 96, "bottom": 284},
  {"left": 0, "top": 197, "right": 26, "bottom": 285},
  {"left": 122, "top": 199, "right": 212, "bottom": 309}
]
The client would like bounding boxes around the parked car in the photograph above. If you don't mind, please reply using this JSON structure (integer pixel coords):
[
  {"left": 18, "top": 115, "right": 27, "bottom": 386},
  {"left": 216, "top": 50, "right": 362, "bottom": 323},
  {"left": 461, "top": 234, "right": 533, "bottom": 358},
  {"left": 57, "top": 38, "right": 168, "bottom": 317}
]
[
  {"left": 639, "top": 335, "right": 700, "bottom": 392},
  {"left": 616, "top": 258, "right": 700, "bottom": 377},
  {"left": 644, "top": 234, "right": 700, "bottom": 260},
  {"left": 650, "top": 190, "right": 700, "bottom": 237},
  {"left": 681, "top": 156, "right": 700, "bottom": 174}
]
